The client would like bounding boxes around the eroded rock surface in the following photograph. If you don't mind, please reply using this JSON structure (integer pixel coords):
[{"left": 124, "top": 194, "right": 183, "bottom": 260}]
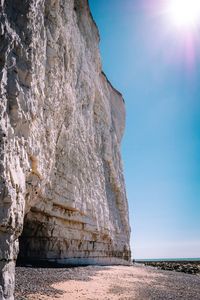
[{"left": 0, "top": 0, "right": 131, "bottom": 299}]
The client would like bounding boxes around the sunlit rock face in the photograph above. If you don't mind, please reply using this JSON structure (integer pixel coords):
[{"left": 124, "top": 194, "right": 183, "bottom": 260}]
[{"left": 0, "top": 0, "right": 131, "bottom": 298}]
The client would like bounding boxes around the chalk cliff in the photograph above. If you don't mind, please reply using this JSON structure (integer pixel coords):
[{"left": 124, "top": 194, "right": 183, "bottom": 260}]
[{"left": 0, "top": 0, "right": 131, "bottom": 299}]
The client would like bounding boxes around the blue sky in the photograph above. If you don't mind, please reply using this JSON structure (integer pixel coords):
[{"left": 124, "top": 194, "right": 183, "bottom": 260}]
[{"left": 89, "top": 0, "right": 200, "bottom": 259}]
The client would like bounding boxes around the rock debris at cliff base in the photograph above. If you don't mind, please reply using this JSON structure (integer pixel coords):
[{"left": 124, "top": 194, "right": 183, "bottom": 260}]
[{"left": 0, "top": 0, "right": 130, "bottom": 299}]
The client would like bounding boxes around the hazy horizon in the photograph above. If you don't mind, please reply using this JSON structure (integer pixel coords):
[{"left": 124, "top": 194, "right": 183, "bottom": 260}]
[{"left": 90, "top": 0, "right": 200, "bottom": 259}]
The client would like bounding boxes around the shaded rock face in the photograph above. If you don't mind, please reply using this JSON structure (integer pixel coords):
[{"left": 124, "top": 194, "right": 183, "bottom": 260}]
[{"left": 0, "top": 0, "right": 131, "bottom": 299}]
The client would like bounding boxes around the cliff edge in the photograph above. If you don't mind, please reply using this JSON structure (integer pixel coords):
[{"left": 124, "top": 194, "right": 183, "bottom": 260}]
[{"left": 0, "top": 0, "right": 131, "bottom": 299}]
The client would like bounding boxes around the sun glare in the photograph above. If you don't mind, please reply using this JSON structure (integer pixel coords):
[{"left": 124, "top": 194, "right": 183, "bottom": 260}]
[{"left": 167, "top": 0, "right": 200, "bottom": 29}]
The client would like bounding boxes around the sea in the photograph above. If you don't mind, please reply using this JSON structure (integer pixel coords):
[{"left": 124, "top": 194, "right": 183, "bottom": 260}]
[{"left": 135, "top": 258, "right": 200, "bottom": 262}]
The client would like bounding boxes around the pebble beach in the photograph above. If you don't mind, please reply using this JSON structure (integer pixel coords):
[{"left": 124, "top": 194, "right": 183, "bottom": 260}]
[{"left": 15, "top": 264, "right": 200, "bottom": 300}]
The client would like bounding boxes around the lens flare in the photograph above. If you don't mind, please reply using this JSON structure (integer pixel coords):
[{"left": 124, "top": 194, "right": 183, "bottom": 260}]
[{"left": 167, "top": 0, "right": 200, "bottom": 28}]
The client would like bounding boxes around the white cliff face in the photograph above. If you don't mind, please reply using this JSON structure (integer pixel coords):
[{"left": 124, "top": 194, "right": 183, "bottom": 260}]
[{"left": 0, "top": 0, "right": 131, "bottom": 299}]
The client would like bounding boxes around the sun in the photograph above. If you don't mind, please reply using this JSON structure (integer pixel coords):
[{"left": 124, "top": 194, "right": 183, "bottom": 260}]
[{"left": 167, "top": 0, "right": 200, "bottom": 29}]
